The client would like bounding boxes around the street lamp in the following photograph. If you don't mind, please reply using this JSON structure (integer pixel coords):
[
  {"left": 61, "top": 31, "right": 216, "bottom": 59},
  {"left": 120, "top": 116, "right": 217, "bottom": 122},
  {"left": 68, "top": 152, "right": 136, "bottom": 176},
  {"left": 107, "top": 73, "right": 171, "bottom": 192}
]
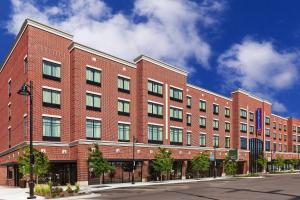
[
  {"left": 213, "top": 146, "right": 217, "bottom": 179},
  {"left": 17, "top": 81, "right": 35, "bottom": 199},
  {"left": 132, "top": 136, "right": 138, "bottom": 184}
]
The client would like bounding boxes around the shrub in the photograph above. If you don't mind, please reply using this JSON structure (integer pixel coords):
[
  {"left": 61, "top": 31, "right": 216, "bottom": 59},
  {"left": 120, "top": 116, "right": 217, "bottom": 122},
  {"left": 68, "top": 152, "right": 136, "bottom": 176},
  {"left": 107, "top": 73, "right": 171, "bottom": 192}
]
[
  {"left": 66, "top": 183, "right": 73, "bottom": 193},
  {"left": 75, "top": 182, "right": 80, "bottom": 193},
  {"left": 35, "top": 184, "right": 50, "bottom": 197}
]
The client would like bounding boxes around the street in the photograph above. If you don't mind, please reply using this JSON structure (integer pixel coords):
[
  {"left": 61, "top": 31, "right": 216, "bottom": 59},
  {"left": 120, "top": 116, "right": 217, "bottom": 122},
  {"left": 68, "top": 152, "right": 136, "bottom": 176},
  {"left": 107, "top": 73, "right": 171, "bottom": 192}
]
[{"left": 91, "top": 174, "right": 300, "bottom": 200}]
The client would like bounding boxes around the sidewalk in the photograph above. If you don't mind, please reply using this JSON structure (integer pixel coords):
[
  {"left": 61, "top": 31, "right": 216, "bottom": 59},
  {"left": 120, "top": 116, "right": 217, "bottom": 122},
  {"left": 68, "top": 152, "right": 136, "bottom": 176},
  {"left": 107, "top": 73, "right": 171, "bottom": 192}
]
[
  {"left": 0, "top": 177, "right": 230, "bottom": 200},
  {"left": 80, "top": 176, "right": 231, "bottom": 193}
]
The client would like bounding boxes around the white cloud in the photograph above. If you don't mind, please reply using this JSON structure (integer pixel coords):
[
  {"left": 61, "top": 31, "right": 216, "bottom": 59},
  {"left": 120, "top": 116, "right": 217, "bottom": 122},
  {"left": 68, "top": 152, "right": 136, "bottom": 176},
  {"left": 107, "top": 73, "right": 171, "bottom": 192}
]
[
  {"left": 218, "top": 38, "right": 300, "bottom": 113},
  {"left": 6, "top": 0, "right": 224, "bottom": 71}
]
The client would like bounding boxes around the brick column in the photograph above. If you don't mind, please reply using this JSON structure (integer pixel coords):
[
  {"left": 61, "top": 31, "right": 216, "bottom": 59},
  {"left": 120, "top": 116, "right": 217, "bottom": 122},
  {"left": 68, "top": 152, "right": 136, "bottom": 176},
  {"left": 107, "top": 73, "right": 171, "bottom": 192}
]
[
  {"left": 77, "top": 159, "right": 89, "bottom": 186},
  {"left": 142, "top": 160, "right": 149, "bottom": 182},
  {"left": 182, "top": 160, "right": 187, "bottom": 179}
]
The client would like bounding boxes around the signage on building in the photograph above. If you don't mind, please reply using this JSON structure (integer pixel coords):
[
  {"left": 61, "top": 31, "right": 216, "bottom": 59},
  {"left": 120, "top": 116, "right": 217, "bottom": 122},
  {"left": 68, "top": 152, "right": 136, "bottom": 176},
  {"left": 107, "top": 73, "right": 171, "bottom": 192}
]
[
  {"left": 256, "top": 108, "right": 262, "bottom": 135},
  {"left": 228, "top": 149, "right": 238, "bottom": 160}
]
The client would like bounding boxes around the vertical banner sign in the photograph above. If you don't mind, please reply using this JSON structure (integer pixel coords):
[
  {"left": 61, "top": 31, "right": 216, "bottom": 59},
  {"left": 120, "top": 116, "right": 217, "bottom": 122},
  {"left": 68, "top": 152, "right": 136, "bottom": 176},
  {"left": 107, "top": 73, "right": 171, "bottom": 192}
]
[{"left": 256, "top": 108, "right": 262, "bottom": 135}]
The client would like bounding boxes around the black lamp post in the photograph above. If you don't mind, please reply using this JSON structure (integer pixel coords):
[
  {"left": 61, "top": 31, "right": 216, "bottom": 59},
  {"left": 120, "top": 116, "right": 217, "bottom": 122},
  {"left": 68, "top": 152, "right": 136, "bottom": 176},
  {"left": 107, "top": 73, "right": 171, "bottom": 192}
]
[
  {"left": 213, "top": 146, "right": 217, "bottom": 179},
  {"left": 17, "top": 81, "right": 35, "bottom": 199},
  {"left": 132, "top": 136, "right": 138, "bottom": 184}
]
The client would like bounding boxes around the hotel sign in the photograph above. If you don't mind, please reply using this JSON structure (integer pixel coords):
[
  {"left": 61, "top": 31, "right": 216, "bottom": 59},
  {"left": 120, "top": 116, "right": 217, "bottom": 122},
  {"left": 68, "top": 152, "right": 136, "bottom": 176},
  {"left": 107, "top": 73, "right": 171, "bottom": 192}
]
[{"left": 256, "top": 108, "right": 262, "bottom": 135}]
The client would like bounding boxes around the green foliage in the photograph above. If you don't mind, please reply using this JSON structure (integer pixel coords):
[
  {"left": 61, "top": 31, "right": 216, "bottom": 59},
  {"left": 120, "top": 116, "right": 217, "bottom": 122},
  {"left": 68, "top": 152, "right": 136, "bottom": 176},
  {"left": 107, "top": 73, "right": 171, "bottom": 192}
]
[
  {"left": 191, "top": 153, "right": 210, "bottom": 177},
  {"left": 74, "top": 182, "right": 80, "bottom": 193},
  {"left": 88, "top": 144, "right": 114, "bottom": 177},
  {"left": 224, "top": 156, "right": 237, "bottom": 176},
  {"left": 257, "top": 154, "right": 268, "bottom": 168},
  {"left": 17, "top": 145, "right": 49, "bottom": 182},
  {"left": 153, "top": 147, "right": 174, "bottom": 180},
  {"left": 273, "top": 155, "right": 285, "bottom": 169},
  {"left": 66, "top": 183, "right": 73, "bottom": 194},
  {"left": 288, "top": 158, "right": 299, "bottom": 168},
  {"left": 35, "top": 184, "right": 51, "bottom": 196}
]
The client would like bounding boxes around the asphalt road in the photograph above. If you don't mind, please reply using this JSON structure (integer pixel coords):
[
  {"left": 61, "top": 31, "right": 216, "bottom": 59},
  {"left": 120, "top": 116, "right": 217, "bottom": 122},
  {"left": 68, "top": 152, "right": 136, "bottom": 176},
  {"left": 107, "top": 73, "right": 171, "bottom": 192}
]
[{"left": 91, "top": 174, "right": 300, "bottom": 200}]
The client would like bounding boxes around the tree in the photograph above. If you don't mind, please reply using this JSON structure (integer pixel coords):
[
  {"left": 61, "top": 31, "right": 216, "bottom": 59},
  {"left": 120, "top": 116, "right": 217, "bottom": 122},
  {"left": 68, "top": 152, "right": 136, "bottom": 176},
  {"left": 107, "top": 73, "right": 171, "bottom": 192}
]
[
  {"left": 191, "top": 153, "right": 210, "bottom": 178},
  {"left": 273, "top": 155, "right": 285, "bottom": 171},
  {"left": 257, "top": 154, "right": 268, "bottom": 172},
  {"left": 88, "top": 144, "right": 113, "bottom": 184},
  {"left": 224, "top": 156, "right": 237, "bottom": 176},
  {"left": 287, "top": 158, "right": 298, "bottom": 171},
  {"left": 153, "top": 147, "right": 174, "bottom": 181},
  {"left": 17, "top": 145, "right": 49, "bottom": 183}
]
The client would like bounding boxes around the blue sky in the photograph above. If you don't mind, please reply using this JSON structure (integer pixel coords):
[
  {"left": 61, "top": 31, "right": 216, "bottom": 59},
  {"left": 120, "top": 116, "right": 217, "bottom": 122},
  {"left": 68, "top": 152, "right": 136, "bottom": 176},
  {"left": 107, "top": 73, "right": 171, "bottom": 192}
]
[{"left": 1, "top": 0, "right": 300, "bottom": 118}]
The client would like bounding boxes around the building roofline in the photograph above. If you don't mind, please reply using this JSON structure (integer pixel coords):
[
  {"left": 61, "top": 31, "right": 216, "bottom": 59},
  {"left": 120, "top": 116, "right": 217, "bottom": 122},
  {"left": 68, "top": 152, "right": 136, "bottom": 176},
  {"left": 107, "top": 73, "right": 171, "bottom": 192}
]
[
  {"left": 231, "top": 89, "right": 272, "bottom": 105},
  {"left": 1, "top": 18, "right": 73, "bottom": 73},
  {"left": 187, "top": 84, "right": 232, "bottom": 101},
  {"left": 69, "top": 42, "right": 136, "bottom": 69},
  {"left": 271, "top": 113, "right": 288, "bottom": 120},
  {"left": 134, "top": 55, "right": 188, "bottom": 76}
]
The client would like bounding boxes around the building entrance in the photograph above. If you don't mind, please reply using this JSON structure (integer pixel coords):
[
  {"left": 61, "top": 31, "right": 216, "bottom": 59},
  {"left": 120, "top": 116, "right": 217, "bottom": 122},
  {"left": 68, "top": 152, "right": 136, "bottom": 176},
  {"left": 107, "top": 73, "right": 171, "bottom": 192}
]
[{"left": 249, "top": 138, "right": 263, "bottom": 173}]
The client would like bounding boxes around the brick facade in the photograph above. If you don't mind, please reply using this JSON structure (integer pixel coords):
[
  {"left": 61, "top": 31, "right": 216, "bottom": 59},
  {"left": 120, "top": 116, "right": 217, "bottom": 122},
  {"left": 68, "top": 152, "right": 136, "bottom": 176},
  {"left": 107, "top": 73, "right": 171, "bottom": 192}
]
[{"left": 0, "top": 19, "right": 299, "bottom": 186}]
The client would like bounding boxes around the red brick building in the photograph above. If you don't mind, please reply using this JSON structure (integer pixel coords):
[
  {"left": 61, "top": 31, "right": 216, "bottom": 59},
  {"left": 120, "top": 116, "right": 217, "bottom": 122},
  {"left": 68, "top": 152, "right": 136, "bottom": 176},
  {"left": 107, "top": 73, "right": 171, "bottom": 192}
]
[{"left": 0, "top": 19, "right": 299, "bottom": 186}]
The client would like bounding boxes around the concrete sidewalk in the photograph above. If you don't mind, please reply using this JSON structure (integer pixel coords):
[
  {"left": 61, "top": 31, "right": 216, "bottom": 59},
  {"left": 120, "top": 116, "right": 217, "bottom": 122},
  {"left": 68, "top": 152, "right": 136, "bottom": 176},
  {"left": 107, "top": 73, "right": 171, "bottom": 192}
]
[
  {"left": 0, "top": 186, "right": 44, "bottom": 200},
  {"left": 80, "top": 176, "right": 231, "bottom": 193}
]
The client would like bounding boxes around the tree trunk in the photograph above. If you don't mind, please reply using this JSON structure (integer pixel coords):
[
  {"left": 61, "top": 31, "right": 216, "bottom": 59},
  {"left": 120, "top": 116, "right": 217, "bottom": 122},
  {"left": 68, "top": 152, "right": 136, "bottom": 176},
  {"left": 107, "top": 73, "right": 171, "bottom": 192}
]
[
  {"left": 100, "top": 174, "right": 103, "bottom": 184},
  {"left": 160, "top": 173, "right": 163, "bottom": 182},
  {"left": 36, "top": 175, "right": 39, "bottom": 184}
]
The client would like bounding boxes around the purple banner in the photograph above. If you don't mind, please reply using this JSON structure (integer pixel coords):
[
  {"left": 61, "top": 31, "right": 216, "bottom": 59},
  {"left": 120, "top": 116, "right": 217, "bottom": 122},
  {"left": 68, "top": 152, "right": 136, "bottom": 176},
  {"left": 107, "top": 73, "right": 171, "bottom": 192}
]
[{"left": 256, "top": 108, "right": 262, "bottom": 135}]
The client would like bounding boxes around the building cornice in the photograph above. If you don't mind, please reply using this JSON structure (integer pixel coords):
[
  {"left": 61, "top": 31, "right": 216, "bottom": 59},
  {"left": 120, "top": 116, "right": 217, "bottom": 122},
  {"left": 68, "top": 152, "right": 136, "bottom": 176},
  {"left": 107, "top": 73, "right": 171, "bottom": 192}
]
[
  {"left": 187, "top": 84, "right": 232, "bottom": 101},
  {"left": 134, "top": 55, "right": 188, "bottom": 76},
  {"left": 69, "top": 42, "right": 136, "bottom": 69},
  {"left": 231, "top": 89, "right": 272, "bottom": 105}
]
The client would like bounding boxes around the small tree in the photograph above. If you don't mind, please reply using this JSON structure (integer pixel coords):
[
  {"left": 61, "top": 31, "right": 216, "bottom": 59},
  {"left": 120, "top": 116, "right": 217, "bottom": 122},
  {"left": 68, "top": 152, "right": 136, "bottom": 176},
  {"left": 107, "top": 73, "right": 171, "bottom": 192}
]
[
  {"left": 257, "top": 154, "right": 268, "bottom": 173},
  {"left": 153, "top": 147, "right": 174, "bottom": 181},
  {"left": 287, "top": 158, "right": 298, "bottom": 171},
  {"left": 17, "top": 145, "right": 49, "bottom": 183},
  {"left": 88, "top": 144, "right": 114, "bottom": 184},
  {"left": 191, "top": 153, "right": 210, "bottom": 178},
  {"left": 224, "top": 156, "right": 237, "bottom": 176},
  {"left": 273, "top": 155, "right": 285, "bottom": 171}
]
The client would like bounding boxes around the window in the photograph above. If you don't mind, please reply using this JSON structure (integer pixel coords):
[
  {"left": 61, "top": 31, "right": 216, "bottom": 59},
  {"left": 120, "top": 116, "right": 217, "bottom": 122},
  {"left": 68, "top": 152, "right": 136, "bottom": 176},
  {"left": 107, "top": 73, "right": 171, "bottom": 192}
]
[
  {"left": 279, "top": 144, "right": 282, "bottom": 152},
  {"left": 187, "top": 96, "right": 192, "bottom": 108},
  {"left": 8, "top": 104, "right": 11, "bottom": 121},
  {"left": 265, "top": 141, "right": 270, "bottom": 151},
  {"left": 225, "top": 122, "right": 230, "bottom": 132},
  {"left": 148, "top": 124, "right": 163, "bottom": 144},
  {"left": 265, "top": 128, "right": 270, "bottom": 137},
  {"left": 118, "top": 99, "right": 130, "bottom": 116},
  {"left": 297, "top": 136, "right": 300, "bottom": 142},
  {"left": 293, "top": 125, "right": 296, "bottom": 132},
  {"left": 249, "top": 112, "right": 254, "bottom": 121},
  {"left": 86, "top": 119, "right": 101, "bottom": 139},
  {"left": 187, "top": 132, "right": 191, "bottom": 146},
  {"left": 8, "top": 128, "right": 11, "bottom": 148},
  {"left": 225, "top": 107, "right": 230, "bottom": 118},
  {"left": 213, "top": 135, "right": 219, "bottom": 148},
  {"left": 273, "top": 122, "right": 276, "bottom": 129},
  {"left": 42, "top": 60, "right": 61, "bottom": 81},
  {"left": 273, "top": 132, "right": 277, "bottom": 139},
  {"left": 8, "top": 80, "right": 12, "bottom": 97},
  {"left": 225, "top": 137, "right": 230, "bottom": 148},
  {"left": 186, "top": 114, "right": 192, "bottom": 126},
  {"left": 170, "top": 128, "right": 183, "bottom": 145},
  {"left": 199, "top": 100, "right": 206, "bottom": 112},
  {"left": 249, "top": 125, "right": 254, "bottom": 134},
  {"left": 43, "top": 117, "right": 61, "bottom": 141},
  {"left": 199, "top": 134, "right": 206, "bottom": 147},
  {"left": 213, "top": 104, "right": 219, "bottom": 115},
  {"left": 284, "top": 134, "right": 287, "bottom": 141},
  {"left": 284, "top": 144, "right": 287, "bottom": 152},
  {"left": 118, "top": 123, "right": 130, "bottom": 142},
  {"left": 240, "top": 109, "right": 247, "bottom": 119},
  {"left": 170, "top": 87, "right": 183, "bottom": 102},
  {"left": 240, "top": 137, "right": 247, "bottom": 150},
  {"left": 293, "top": 145, "right": 297, "bottom": 153},
  {"left": 86, "top": 67, "right": 101, "bottom": 86},
  {"left": 265, "top": 117, "right": 270, "bottom": 125},
  {"left": 240, "top": 123, "right": 247, "bottom": 133},
  {"left": 86, "top": 93, "right": 101, "bottom": 111},
  {"left": 279, "top": 133, "right": 282, "bottom": 140},
  {"left": 148, "top": 80, "right": 163, "bottom": 97},
  {"left": 23, "top": 115, "right": 27, "bottom": 139},
  {"left": 170, "top": 107, "right": 183, "bottom": 121},
  {"left": 297, "top": 127, "right": 300, "bottom": 133},
  {"left": 298, "top": 145, "right": 300, "bottom": 153},
  {"left": 24, "top": 56, "right": 28, "bottom": 73},
  {"left": 293, "top": 135, "right": 296, "bottom": 141},
  {"left": 279, "top": 124, "right": 282, "bottom": 130},
  {"left": 213, "top": 120, "right": 219, "bottom": 130},
  {"left": 42, "top": 88, "right": 61, "bottom": 108},
  {"left": 148, "top": 102, "right": 163, "bottom": 118},
  {"left": 284, "top": 125, "right": 287, "bottom": 131},
  {"left": 118, "top": 76, "right": 130, "bottom": 93},
  {"left": 273, "top": 143, "right": 277, "bottom": 152},
  {"left": 199, "top": 117, "right": 206, "bottom": 128}
]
